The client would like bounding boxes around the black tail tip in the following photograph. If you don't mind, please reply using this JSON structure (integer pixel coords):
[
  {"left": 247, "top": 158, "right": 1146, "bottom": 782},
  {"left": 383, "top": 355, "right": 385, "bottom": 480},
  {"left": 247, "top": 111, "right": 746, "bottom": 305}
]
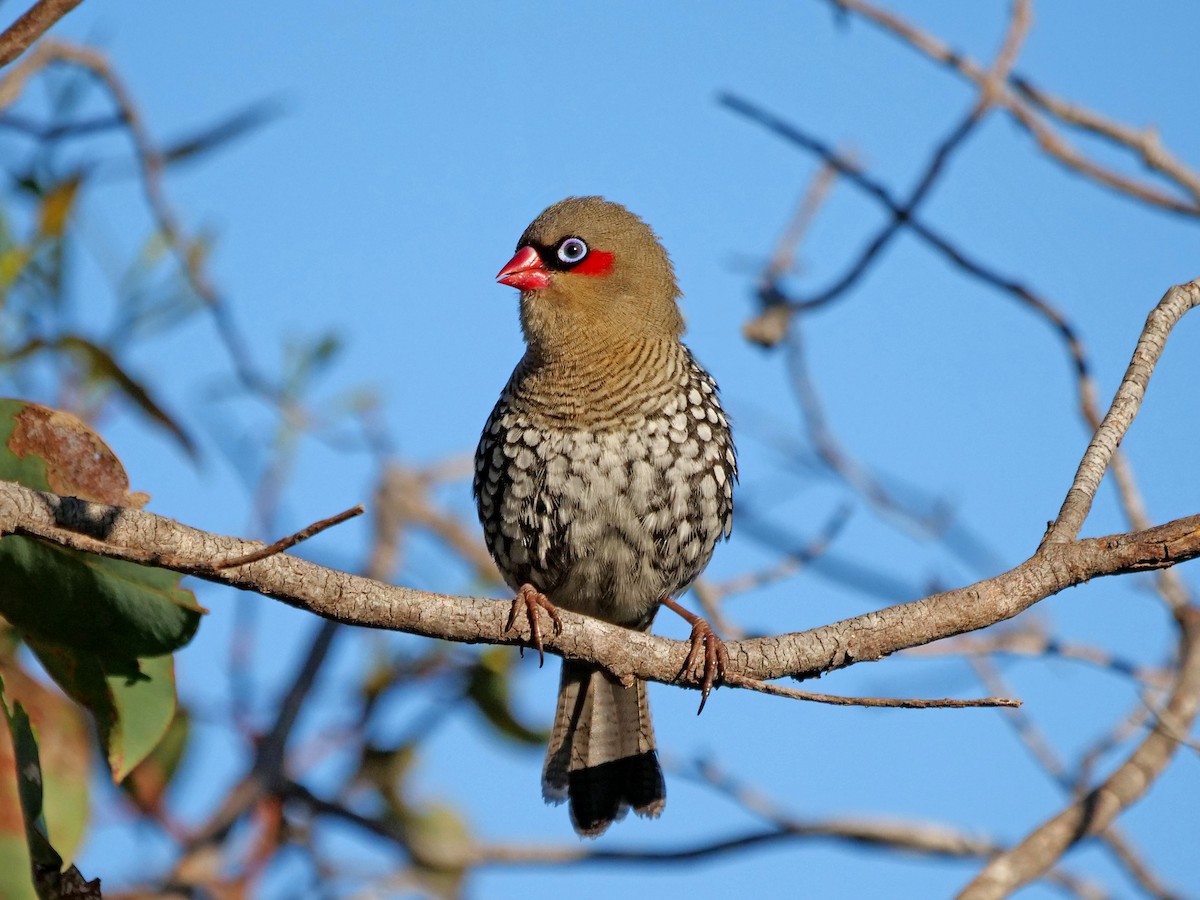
[{"left": 568, "top": 751, "right": 666, "bottom": 837}]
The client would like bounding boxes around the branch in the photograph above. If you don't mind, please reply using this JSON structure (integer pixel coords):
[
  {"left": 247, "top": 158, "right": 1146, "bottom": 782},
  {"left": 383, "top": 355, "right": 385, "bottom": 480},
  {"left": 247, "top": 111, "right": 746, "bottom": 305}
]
[
  {"left": 2, "top": 482, "right": 1198, "bottom": 694},
  {"left": 727, "top": 93, "right": 1193, "bottom": 612},
  {"left": 957, "top": 606, "right": 1200, "bottom": 899},
  {"left": 0, "top": 39, "right": 278, "bottom": 401},
  {"left": 965, "top": 655, "right": 1183, "bottom": 899},
  {"left": 1011, "top": 76, "right": 1200, "bottom": 206},
  {"left": 216, "top": 504, "right": 363, "bottom": 569},
  {"left": 821, "top": 0, "right": 1200, "bottom": 216},
  {"left": 0, "top": 278, "right": 1196, "bottom": 699},
  {"left": 295, "top": 775, "right": 1107, "bottom": 898},
  {"left": 770, "top": 0, "right": 1029, "bottom": 316},
  {"left": 906, "top": 626, "right": 1170, "bottom": 690},
  {"left": 723, "top": 672, "right": 1018, "bottom": 708},
  {"left": 0, "top": 0, "right": 82, "bottom": 68},
  {"left": 1043, "top": 281, "right": 1200, "bottom": 545}
]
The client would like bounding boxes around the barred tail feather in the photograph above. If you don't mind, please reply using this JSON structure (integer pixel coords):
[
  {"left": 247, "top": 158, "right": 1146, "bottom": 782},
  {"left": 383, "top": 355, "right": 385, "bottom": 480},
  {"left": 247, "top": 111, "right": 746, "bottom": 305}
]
[{"left": 543, "top": 660, "right": 665, "bottom": 837}]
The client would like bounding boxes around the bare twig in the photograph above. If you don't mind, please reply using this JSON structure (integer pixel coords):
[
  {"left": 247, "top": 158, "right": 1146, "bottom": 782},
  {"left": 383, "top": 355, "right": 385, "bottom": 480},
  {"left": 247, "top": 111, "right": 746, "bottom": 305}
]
[
  {"left": 0, "top": 0, "right": 83, "bottom": 68},
  {"left": 671, "top": 759, "right": 1108, "bottom": 900},
  {"left": 720, "top": 93, "right": 1094, "bottom": 383},
  {"left": 1139, "top": 691, "right": 1200, "bottom": 757},
  {"left": 0, "top": 39, "right": 278, "bottom": 400},
  {"left": 722, "top": 672, "right": 1019, "bottom": 708},
  {"left": 765, "top": 0, "right": 1030, "bottom": 317},
  {"left": 785, "top": 323, "right": 957, "bottom": 541},
  {"left": 216, "top": 505, "right": 364, "bottom": 569},
  {"left": 1011, "top": 76, "right": 1200, "bottom": 205},
  {"left": 725, "top": 92, "right": 1191, "bottom": 613},
  {"left": 373, "top": 462, "right": 500, "bottom": 581},
  {"left": 906, "top": 625, "right": 1170, "bottom": 690}
]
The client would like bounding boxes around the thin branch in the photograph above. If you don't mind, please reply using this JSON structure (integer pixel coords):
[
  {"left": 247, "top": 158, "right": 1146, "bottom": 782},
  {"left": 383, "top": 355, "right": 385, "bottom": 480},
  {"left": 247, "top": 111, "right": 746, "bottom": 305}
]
[
  {"left": 785, "top": 323, "right": 957, "bottom": 541},
  {"left": 781, "top": 0, "right": 1030, "bottom": 316},
  {"left": 1073, "top": 703, "right": 1153, "bottom": 792},
  {"left": 216, "top": 504, "right": 364, "bottom": 569},
  {"left": 722, "top": 672, "right": 1018, "bottom": 708},
  {"left": 0, "top": 0, "right": 83, "bottom": 68},
  {"left": 293, "top": 767, "right": 1045, "bottom": 873},
  {"left": 958, "top": 607, "right": 1200, "bottom": 898},
  {"left": 1139, "top": 690, "right": 1200, "bottom": 758},
  {"left": 744, "top": 161, "right": 840, "bottom": 347},
  {"left": 700, "top": 502, "right": 851, "bottom": 603},
  {"left": 373, "top": 462, "right": 500, "bottom": 581},
  {"left": 1011, "top": 76, "right": 1200, "bottom": 205},
  {"left": 0, "top": 39, "right": 278, "bottom": 400},
  {"left": 967, "top": 656, "right": 1182, "bottom": 899},
  {"left": 905, "top": 626, "right": 1170, "bottom": 689},
  {"left": 971, "top": 654, "right": 1067, "bottom": 780},
  {"left": 821, "top": 0, "right": 1200, "bottom": 216},
  {"left": 725, "top": 91, "right": 1191, "bottom": 613},
  {"left": 671, "top": 759, "right": 1108, "bottom": 900},
  {"left": 721, "top": 92, "right": 1094, "bottom": 387},
  {"left": 1043, "top": 281, "right": 1200, "bottom": 545}
]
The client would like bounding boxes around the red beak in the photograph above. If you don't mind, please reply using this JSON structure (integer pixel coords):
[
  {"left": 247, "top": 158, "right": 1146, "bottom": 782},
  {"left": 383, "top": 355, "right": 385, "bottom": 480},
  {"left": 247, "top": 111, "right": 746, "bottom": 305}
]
[{"left": 496, "top": 246, "right": 550, "bottom": 291}]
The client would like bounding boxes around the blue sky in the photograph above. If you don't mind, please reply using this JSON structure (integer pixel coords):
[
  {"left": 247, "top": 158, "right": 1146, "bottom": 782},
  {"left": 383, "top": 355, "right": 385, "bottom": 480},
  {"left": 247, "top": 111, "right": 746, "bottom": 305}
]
[{"left": 10, "top": 2, "right": 1200, "bottom": 897}]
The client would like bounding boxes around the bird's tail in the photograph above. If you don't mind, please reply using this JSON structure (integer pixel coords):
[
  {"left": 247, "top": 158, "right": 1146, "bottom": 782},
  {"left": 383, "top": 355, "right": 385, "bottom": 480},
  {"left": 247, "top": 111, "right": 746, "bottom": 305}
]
[{"left": 542, "top": 659, "right": 665, "bottom": 837}]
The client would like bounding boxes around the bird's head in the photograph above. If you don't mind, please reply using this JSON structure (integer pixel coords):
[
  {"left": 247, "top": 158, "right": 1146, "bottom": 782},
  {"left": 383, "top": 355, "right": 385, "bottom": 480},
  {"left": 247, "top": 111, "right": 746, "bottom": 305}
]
[{"left": 496, "top": 197, "right": 685, "bottom": 358}]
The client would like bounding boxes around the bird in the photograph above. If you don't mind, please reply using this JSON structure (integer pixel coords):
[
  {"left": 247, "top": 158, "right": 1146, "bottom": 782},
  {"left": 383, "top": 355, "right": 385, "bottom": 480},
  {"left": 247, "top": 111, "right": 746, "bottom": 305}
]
[{"left": 473, "top": 196, "right": 736, "bottom": 837}]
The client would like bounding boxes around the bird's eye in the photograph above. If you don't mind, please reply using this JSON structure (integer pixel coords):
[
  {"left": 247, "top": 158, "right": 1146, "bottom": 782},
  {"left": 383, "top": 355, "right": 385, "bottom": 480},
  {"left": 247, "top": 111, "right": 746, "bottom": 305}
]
[{"left": 556, "top": 237, "right": 588, "bottom": 265}]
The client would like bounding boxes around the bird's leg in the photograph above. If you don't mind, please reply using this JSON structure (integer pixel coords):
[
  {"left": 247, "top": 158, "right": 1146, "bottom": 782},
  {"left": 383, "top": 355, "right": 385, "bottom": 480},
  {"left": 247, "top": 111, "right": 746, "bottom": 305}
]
[
  {"left": 506, "top": 583, "right": 563, "bottom": 667},
  {"left": 662, "top": 597, "right": 728, "bottom": 714}
]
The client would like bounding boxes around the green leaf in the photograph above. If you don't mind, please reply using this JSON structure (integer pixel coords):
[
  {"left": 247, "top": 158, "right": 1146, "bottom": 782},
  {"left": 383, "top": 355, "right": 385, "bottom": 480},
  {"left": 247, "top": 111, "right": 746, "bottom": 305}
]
[
  {"left": 463, "top": 648, "right": 547, "bottom": 746},
  {"left": 0, "top": 538, "right": 202, "bottom": 659},
  {"left": 0, "top": 400, "right": 203, "bottom": 659},
  {"left": 1, "top": 676, "right": 61, "bottom": 898},
  {"left": 0, "top": 662, "right": 90, "bottom": 900},
  {"left": 0, "top": 836, "right": 38, "bottom": 900},
  {"left": 121, "top": 706, "right": 189, "bottom": 813},
  {"left": 104, "top": 654, "right": 178, "bottom": 783},
  {"left": 28, "top": 642, "right": 178, "bottom": 782},
  {"left": 0, "top": 685, "right": 61, "bottom": 864}
]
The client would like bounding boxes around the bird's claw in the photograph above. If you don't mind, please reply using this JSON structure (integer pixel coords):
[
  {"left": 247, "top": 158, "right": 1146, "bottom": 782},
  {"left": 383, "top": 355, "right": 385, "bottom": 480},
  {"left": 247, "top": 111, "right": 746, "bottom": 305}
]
[
  {"left": 683, "top": 618, "right": 728, "bottom": 715},
  {"left": 506, "top": 584, "right": 563, "bottom": 667}
]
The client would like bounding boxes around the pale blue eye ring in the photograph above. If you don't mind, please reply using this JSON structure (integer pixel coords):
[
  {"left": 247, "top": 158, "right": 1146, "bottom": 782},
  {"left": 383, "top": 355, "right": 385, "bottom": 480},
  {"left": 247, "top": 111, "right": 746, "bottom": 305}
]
[{"left": 557, "top": 237, "right": 588, "bottom": 264}]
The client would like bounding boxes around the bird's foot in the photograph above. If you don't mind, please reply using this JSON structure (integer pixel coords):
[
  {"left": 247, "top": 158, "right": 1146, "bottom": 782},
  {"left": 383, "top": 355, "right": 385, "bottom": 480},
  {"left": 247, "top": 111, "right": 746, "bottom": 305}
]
[
  {"left": 506, "top": 584, "right": 563, "bottom": 667},
  {"left": 662, "top": 597, "right": 728, "bottom": 714}
]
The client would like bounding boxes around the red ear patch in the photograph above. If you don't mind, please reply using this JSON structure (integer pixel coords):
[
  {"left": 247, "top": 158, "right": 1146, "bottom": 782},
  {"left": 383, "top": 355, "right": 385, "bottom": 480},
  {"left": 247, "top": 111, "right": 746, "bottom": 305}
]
[{"left": 574, "top": 249, "right": 614, "bottom": 277}]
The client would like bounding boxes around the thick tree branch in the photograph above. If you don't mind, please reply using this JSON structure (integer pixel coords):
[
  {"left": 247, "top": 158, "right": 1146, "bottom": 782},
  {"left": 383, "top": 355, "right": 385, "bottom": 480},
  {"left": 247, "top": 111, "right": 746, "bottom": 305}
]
[{"left": 1, "top": 480, "right": 1198, "bottom": 696}]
